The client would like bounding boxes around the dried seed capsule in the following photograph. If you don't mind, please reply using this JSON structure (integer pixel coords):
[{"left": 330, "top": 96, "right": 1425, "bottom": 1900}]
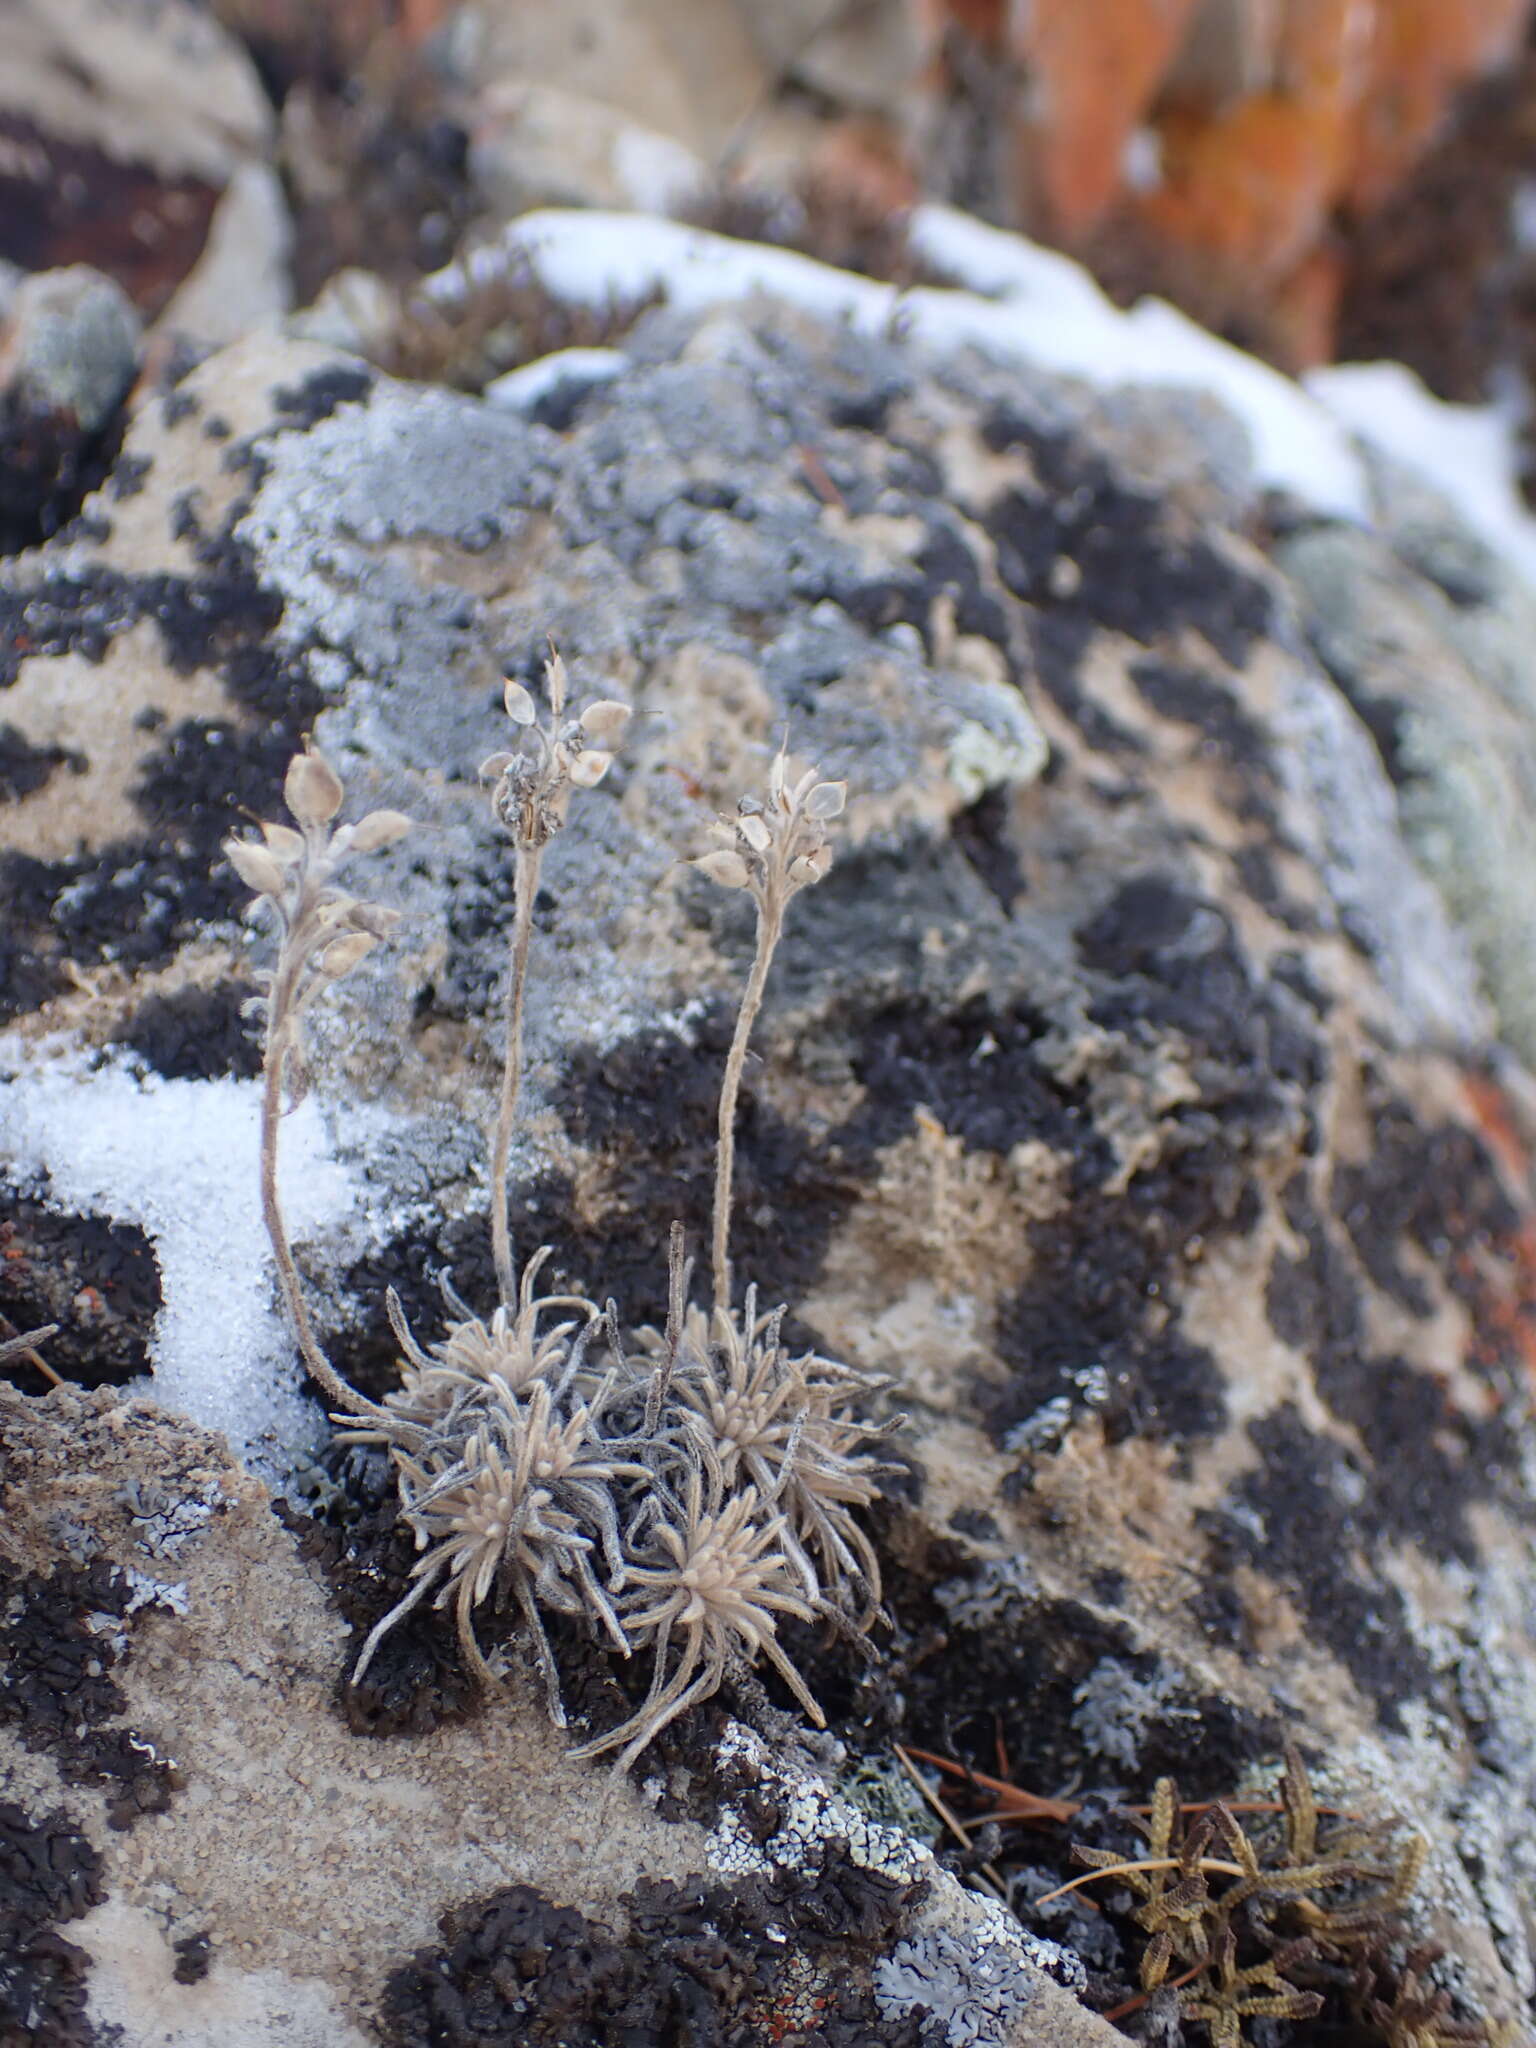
[
  {"left": 319, "top": 931, "right": 377, "bottom": 978},
  {"left": 285, "top": 744, "right": 345, "bottom": 825},
  {"left": 347, "top": 809, "right": 414, "bottom": 855},
  {"left": 805, "top": 781, "right": 846, "bottom": 820},
  {"left": 694, "top": 850, "right": 753, "bottom": 890},
  {"left": 259, "top": 822, "right": 306, "bottom": 861},
  {"left": 503, "top": 679, "right": 537, "bottom": 725},
  {"left": 225, "top": 838, "right": 287, "bottom": 900},
  {"left": 579, "top": 699, "right": 632, "bottom": 747},
  {"left": 567, "top": 749, "right": 613, "bottom": 789}
]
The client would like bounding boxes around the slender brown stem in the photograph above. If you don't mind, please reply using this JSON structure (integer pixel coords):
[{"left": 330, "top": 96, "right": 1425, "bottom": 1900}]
[
  {"left": 1102, "top": 1959, "right": 1208, "bottom": 2024},
  {"left": 712, "top": 891, "right": 783, "bottom": 1313},
  {"left": 491, "top": 841, "right": 542, "bottom": 1309},
  {"left": 1033, "top": 1856, "right": 1247, "bottom": 1907},
  {"left": 258, "top": 1009, "right": 355, "bottom": 1414},
  {"left": 0, "top": 1325, "right": 63, "bottom": 1385}
]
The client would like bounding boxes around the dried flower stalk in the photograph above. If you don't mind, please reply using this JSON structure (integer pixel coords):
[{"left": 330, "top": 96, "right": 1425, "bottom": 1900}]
[
  {"left": 691, "top": 750, "right": 844, "bottom": 1311},
  {"left": 480, "top": 653, "right": 630, "bottom": 1308},
  {"left": 226, "top": 740, "right": 411, "bottom": 1414}
]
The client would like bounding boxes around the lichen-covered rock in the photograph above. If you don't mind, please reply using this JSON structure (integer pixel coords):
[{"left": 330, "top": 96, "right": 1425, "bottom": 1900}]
[
  {"left": 1277, "top": 448, "right": 1536, "bottom": 1069},
  {"left": 2, "top": 268, "right": 1535, "bottom": 2041}
]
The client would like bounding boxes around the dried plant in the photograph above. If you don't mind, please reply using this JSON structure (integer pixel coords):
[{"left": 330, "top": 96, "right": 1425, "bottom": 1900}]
[
  {"left": 350, "top": 1375, "right": 647, "bottom": 1721},
  {"left": 1050, "top": 1748, "right": 1474, "bottom": 2046},
  {"left": 479, "top": 653, "right": 630, "bottom": 1310},
  {"left": 226, "top": 743, "right": 411, "bottom": 1417},
  {"left": 232, "top": 703, "right": 900, "bottom": 1770},
  {"left": 634, "top": 1278, "right": 899, "bottom": 1625},
  {"left": 380, "top": 1249, "right": 603, "bottom": 1431}
]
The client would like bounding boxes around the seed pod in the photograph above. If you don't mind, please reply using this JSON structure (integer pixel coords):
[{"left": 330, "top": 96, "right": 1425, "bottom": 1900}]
[
  {"left": 225, "top": 837, "right": 287, "bottom": 900},
  {"left": 259, "top": 822, "right": 306, "bottom": 861},
  {"left": 503, "top": 679, "right": 536, "bottom": 726},
  {"left": 579, "top": 699, "right": 632, "bottom": 747},
  {"left": 736, "top": 812, "right": 772, "bottom": 853},
  {"left": 319, "top": 931, "right": 377, "bottom": 979},
  {"left": 567, "top": 749, "right": 613, "bottom": 789},
  {"left": 788, "top": 844, "right": 833, "bottom": 887},
  {"left": 286, "top": 745, "right": 345, "bottom": 825},
  {"left": 805, "top": 781, "right": 846, "bottom": 820},
  {"left": 348, "top": 809, "right": 414, "bottom": 855},
  {"left": 694, "top": 849, "right": 753, "bottom": 890}
]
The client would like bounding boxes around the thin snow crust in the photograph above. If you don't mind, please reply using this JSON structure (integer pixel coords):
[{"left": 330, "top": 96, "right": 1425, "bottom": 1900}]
[
  {"left": 0, "top": 1040, "right": 361, "bottom": 1473},
  {"left": 458, "top": 206, "right": 1371, "bottom": 520}
]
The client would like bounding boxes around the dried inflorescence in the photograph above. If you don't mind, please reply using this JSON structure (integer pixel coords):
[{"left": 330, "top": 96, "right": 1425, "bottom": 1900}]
[{"left": 232, "top": 696, "right": 900, "bottom": 1769}]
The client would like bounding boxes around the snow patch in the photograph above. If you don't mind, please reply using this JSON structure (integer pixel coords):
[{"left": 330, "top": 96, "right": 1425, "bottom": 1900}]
[
  {"left": 469, "top": 206, "right": 1370, "bottom": 519},
  {"left": 1308, "top": 358, "right": 1536, "bottom": 589},
  {"left": 0, "top": 1042, "right": 360, "bottom": 1473},
  {"left": 484, "top": 345, "right": 628, "bottom": 413}
]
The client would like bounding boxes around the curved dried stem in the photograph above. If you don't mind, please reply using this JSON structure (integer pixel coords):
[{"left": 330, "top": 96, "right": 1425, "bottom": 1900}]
[
  {"left": 490, "top": 840, "right": 543, "bottom": 1308},
  {"left": 712, "top": 893, "right": 782, "bottom": 1313},
  {"left": 229, "top": 742, "right": 411, "bottom": 1421},
  {"left": 259, "top": 1019, "right": 358, "bottom": 1415}
]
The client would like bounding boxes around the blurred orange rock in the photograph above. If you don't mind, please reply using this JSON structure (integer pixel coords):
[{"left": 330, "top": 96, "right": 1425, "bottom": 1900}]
[
  {"left": 1136, "top": 0, "right": 1364, "bottom": 281},
  {"left": 953, "top": 0, "right": 1536, "bottom": 361},
  {"left": 1013, "top": 0, "right": 1202, "bottom": 236},
  {"left": 1348, "top": 0, "right": 1536, "bottom": 208}
]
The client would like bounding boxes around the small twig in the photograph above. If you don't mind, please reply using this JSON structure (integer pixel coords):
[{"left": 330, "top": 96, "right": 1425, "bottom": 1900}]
[
  {"left": 1034, "top": 1857, "right": 1248, "bottom": 1907},
  {"left": 900, "top": 1745, "right": 1079, "bottom": 1824},
  {"left": 902, "top": 1747, "right": 1363, "bottom": 1830},
  {"left": 0, "top": 1324, "right": 63, "bottom": 1385},
  {"left": 1102, "top": 1958, "right": 1209, "bottom": 2023},
  {"left": 892, "top": 1743, "right": 1008, "bottom": 1902}
]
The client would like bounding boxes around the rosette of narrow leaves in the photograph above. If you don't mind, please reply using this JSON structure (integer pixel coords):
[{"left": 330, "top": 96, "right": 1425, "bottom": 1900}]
[
  {"left": 353, "top": 1375, "right": 649, "bottom": 1723},
  {"left": 635, "top": 1285, "right": 901, "bottom": 1626},
  {"left": 379, "top": 1250, "right": 606, "bottom": 1432},
  {"left": 569, "top": 1458, "right": 824, "bottom": 1771}
]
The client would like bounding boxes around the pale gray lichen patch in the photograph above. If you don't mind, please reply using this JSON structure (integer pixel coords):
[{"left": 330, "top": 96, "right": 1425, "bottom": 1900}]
[
  {"left": 873, "top": 1905, "right": 1085, "bottom": 2047},
  {"left": 933, "top": 1556, "right": 1039, "bottom": 1631},
  {"left": 708, "top": 1722, "right": 931, "bottom": 1884},
  {"left": 1070, "top": 1656, "right": 1200, "bottom": 1772}
]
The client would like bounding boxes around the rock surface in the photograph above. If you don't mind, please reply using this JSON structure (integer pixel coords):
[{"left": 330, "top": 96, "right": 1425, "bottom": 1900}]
[
  {"left": 0, "top": 0, "right": 273, "bottom": 309},
  {"left": 1, "top": 271, "right": 1536, "bottom": 2043}
]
